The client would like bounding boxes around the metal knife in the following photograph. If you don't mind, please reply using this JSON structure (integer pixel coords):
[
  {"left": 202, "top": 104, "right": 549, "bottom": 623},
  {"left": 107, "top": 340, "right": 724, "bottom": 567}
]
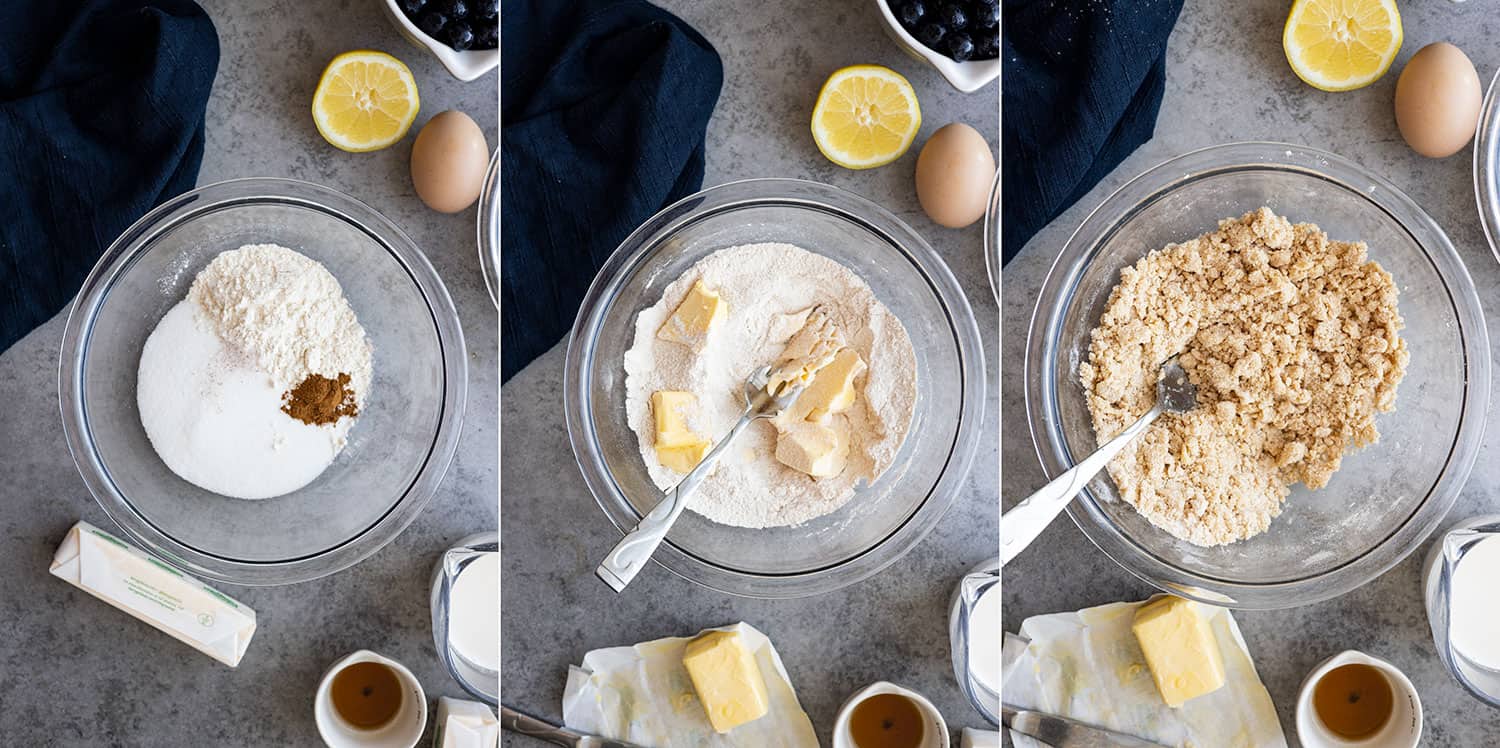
[
  {"left": 500, "top": 704, "right": 649, "bottom": 748},
  {"left": 1001, "top": 704, "right": 1171, "bottom": 748}
]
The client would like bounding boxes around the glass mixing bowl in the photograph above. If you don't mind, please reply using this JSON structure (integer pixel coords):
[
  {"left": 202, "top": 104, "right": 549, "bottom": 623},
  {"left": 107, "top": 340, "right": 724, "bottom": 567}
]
[
  {"left": 60, "top": 178, "right": 468, "bottom": 586},
  {"left": 565, "top": 178, "right": 986, "bottom": 598},
  {"left": 1025, "top": 143, "right": 1490, "bottom": 609},
  {"left": 1476, "top": 68, "right": 1500, "bottom": 263}
]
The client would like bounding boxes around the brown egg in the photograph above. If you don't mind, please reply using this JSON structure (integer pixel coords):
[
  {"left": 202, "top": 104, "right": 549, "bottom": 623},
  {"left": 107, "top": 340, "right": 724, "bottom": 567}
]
[
  {"left": 1394, "top": 42, "right": 1482, "bottom": 159},
  {"left": 915, "top": 123, "right": 997, "bottom": 229},
  {"left": 410, "top": 110, "right": 491, "bottom": 213}
]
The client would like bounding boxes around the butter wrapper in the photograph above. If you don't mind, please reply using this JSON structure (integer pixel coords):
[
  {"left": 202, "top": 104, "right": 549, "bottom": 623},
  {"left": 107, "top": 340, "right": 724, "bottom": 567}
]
[
  {"left": 1002, "top": 599, "right": 1285, "bottom": 748},
  {"left": 50, "top": 521, "right": 256, "bottom": 667},
  {"left": 433, "top": 697, "right": 499, "bottom": 748},
  {"left": 562, "top": 622, "right": 817, "bottom": 748}
]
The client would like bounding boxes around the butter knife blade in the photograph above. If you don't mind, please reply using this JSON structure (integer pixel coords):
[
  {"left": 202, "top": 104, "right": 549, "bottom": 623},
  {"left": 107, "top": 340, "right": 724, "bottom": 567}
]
[
  {"left": 1001, "top": 704, "right": 1171, "bottom": 748},
  {"left": 500, "top": 704, "right": 648, "bottom": 748}
]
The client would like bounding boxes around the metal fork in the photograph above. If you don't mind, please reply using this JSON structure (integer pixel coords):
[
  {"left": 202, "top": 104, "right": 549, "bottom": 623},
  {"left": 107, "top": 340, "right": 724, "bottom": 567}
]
[{"left": 595, "top": 365, "right": 806, "bottom": 592}]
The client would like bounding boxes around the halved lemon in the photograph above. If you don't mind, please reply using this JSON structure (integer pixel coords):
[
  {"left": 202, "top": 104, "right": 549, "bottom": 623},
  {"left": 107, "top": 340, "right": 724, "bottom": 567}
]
[
  {"left": 312, "top": 51, "right": 420, "bottom": 152},
  {"left": 1283, "top": 0, "right": 1402, "bottom": 92},
  {"left": 811, "top": 65, "right": 921, "bottom": 169}
]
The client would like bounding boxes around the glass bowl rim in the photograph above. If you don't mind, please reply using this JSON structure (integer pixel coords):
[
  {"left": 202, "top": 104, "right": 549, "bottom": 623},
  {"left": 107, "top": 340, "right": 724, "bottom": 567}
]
[
  {"left": 478, "top": 150, "right": 501, "bottom": 309},
  {"left": 1024, "top": 141, "right": 1491, "bottom": 609},
  {"left": 58, "top": 177, "right": 469, "bottom": 586},
  {"left": 564, "top": 177, "right": 987, "bottom": 599},
  {"left": 1475, "top": 67, "right": 1500, "bottom": 266}
]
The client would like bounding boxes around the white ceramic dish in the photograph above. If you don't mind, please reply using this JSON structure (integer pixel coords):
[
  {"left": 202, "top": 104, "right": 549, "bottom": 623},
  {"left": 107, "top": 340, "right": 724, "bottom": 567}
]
[
  {"left": 873, "top": 0, "right": 999, "bottom": 93},
  {"left": 833, "top": 682, "right": 949, "bottom": 748},
  {"left": 315, "top": 650, "right": 428, "bottom": 748},
  {"left": 379, "top": 0, "right": 498, "bottom": 82},
  {"left": 1295, "top": 650, "right": 1421, "bottom": 748}
]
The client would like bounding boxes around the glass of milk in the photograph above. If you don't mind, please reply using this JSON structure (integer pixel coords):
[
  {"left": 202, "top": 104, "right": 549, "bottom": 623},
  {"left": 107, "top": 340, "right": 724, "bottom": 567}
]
[
  {"left": 431, "top": 532, "right": 499, "bottom": 705},
  {"left": 949, "top": 557, "right": 1000, "bottom": 725},
  {"left": 1423, "top": 515, "right": 1500, "bottom": 709}
]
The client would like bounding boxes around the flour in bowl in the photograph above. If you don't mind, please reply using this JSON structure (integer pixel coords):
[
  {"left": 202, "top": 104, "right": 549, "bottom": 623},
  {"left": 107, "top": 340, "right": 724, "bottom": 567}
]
[
  {"left": 138, "top": 244, "right": 373, "bottom": 500},
  {"left": 623, "top": 243, "right": 918, "bottom": 528}
]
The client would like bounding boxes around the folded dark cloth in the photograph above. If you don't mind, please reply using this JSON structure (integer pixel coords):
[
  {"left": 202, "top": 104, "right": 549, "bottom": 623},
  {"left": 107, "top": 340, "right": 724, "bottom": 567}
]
[
  {"left": 1001, "top": 0, "right": 1183, "bottom": 265},
  {"left": 500, "top": 0, "right": 722, "bottom": 381},
  {"left": 0, "top": 0, "right": 218, "bottom": 353}
]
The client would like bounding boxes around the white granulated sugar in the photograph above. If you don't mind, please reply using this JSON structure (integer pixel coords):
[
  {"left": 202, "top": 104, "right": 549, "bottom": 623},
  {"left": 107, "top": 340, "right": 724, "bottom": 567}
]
[
  {"left": 623, "top": 243, "right": 918, "bottom": 528},
  {"left": 137, "top": 301, "right": 353, "bottom": 499},
  {"left": 189, "top": 244, "right": 373, "bottom": 403}
]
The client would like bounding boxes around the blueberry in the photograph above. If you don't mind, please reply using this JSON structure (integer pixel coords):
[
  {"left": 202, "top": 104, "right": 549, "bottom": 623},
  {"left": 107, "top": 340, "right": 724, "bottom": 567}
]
[
  {"left": 474, "top": 23, "right": 498, "bottom": 49},
  {"left": 444, "top": 22, "right": 474, "bottom": 50},
  {"left": 443, "top": 0, "right": 469, "bottom": 19},
  {"left": 472, "top": 23, "right": 498, "bottom": 49},
  {"left": 399, "top": 0, "right": 426, "bottom": 17},
  {"left": 898, "top": 1, "right": 925, "bottom": 26},
  {"left": 473, "top": 0, "right": 498, "bottom": 19},
  {"left": 973, "top": 34, "right": 998, "bottom": 59},
  {"left": 969, "top": 1, "right": 998, "bottom": 29},
  {"left": 944, "top": 31, "right": 974, "bottom": 61},
  {"left": 417, "top": 9, "right": 447, "bottom": 37},
  {"left": 939, "top": 3, "right": 967, "bottom": 29},
  {"left": 914, "top": 21, "right": 945, "bottom": 48}
]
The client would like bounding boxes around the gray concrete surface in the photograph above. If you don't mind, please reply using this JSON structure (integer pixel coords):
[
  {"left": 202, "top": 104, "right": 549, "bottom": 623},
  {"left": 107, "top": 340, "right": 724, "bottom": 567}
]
[
  {"left": 1001, "top": 2, "right": 1500, "bottom": 745},
  {"left": 0, "top": 1, "right": 497, "bottom": 744},
  {"left": 500, "top": 0, "right": 1000, "bottom": 744}
]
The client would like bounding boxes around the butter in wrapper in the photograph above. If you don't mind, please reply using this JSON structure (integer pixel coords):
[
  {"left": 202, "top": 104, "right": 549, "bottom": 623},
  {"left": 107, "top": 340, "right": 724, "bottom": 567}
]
[
  {"left": 49, "top": 521, "right": 256, "bottom": 667},
  {"left": 433, "top": 697, "right": 499, "bottom": 748}
]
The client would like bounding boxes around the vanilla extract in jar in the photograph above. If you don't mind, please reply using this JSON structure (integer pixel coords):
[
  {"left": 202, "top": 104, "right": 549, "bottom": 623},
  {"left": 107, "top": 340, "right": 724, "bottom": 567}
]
[
  {"left": 1312, "top": 663, "right": 1394, "bottom": 740},
  {"left": 849, "top": 692, "right": 926, "bottom": 748},
  {"left": 330, "top": 660, "right": 404, "bottom": 730}
]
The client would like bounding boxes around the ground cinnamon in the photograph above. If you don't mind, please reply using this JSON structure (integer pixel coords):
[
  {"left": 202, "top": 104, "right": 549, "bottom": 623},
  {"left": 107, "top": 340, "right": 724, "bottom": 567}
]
[{"left": 282, "top": 373, "right": 358, "bottom": 425}]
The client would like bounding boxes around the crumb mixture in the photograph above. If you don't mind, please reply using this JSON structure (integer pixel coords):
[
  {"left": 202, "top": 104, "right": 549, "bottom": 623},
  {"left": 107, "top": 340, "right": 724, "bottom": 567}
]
[{"left": 1079, "top": 208, "right": 1409, "bottom": 546}]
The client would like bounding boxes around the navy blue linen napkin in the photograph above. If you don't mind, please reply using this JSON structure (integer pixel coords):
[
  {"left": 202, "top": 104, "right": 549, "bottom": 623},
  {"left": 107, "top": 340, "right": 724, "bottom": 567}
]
[
  {"left": 1001, "top": 0, "right": 1183, "bottom": 264},
  {"left": 501, "top": 0, "right": 722, "bottom": 381},
  {"left": 0, "top": 0, "right": 218, "bottom": 353}
]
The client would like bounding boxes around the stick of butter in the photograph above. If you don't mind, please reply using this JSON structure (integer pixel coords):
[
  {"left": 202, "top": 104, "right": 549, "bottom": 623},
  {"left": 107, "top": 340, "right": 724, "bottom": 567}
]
[
  {"left": 433, "top": 697, "right": 498, "bottom": 748},
  {"left": 682, "top": 629, "right": 771, "bottom": 733},
  {"left": 1131, "top": 595, "right": 1226, "bottom": 708},
  {"left": 50, "top": 520, "right": 256, "bottom": 667}
]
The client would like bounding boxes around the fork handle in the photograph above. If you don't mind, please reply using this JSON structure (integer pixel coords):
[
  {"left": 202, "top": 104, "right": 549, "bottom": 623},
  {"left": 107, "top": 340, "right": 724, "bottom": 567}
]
[
  {"left": 596, "top": 410, "right": 761, "bottom": 592},
  {"left": 999, "top": 403, "right": 1161, "bottom": 566}
]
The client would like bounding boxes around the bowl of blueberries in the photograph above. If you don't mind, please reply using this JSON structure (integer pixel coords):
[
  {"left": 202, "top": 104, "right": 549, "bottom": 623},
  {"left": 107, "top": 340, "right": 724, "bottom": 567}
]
[
  {"left": 384, "top": 0, "right": 499, "bottom": 82},
  {"left": 877, "top": 0, "right": 999, "bottom": 93}
]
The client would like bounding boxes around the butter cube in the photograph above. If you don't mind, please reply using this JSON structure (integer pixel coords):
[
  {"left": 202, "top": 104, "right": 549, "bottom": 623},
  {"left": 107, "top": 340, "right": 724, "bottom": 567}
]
[
  {"left": 652, "top": 391, "right": 702, "bottom": 448},
  {"left": 658, "top": 280, "right": 726, "bottom": 349},
  {"left": 793, "top": 348, "right": 866, "bottom": 422},
  {"left": 774, "top": 423, "right": 848, "bottom": 478},
  {"left": 658, "top": 441, "right": 712, "bottom": 473},
  {"left": 769, "top": 307, "right": 846, "bottom": 391},
  {"left": 682, "top": 630, "right": 771, "bottom": 733},
  {"left": 1131, "top": 596, "right": 1226, "bottom": 708}
]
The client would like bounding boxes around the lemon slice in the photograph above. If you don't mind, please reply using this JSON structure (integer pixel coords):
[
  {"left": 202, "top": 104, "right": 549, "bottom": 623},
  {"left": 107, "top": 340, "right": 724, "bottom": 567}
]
[
  {"left": 312, "top": 51, "right": 420, "bottom": 152},
  {"left": 811, "top": 65, "right": 921, "bottom": 169},
  {"left": 1283, "top": 0, "right": 1402, "bottom": 92}
]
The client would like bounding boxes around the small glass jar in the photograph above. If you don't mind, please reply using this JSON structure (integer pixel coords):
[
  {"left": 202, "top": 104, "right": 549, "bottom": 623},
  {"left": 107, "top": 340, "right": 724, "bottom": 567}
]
[
  {"left": 948, "top": 556, "right": 1000, "bottom": 725},
  {"left": 1422, "top": 515, "right": 1500, "bottom": 710},
  {"left": 431, "top": 532, "right": 499, "bottom": 705}
]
